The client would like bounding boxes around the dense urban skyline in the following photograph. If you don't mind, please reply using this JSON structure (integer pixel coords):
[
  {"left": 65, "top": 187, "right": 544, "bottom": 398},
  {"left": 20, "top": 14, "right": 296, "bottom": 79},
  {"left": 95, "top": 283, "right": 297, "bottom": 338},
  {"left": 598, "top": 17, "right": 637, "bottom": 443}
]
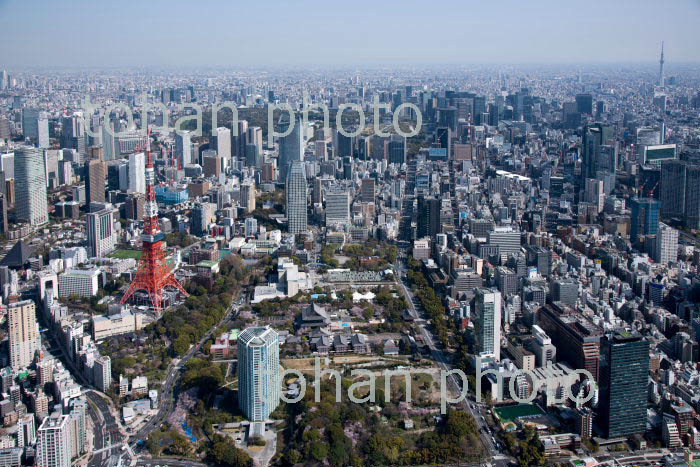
[{"left": 2, "top": 2, "right": 700, "bottom": 467}]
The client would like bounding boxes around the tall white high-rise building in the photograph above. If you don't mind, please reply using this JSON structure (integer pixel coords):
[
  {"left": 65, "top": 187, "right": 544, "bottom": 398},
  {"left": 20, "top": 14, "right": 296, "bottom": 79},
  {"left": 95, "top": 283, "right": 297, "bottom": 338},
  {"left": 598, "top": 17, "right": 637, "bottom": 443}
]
[
  {"left": 37, "top": 115, "right": 50, "bottom": 148},
  {"left": 15, "top": 146, "right": 49, "bottom": 226},
  {"left": 86, "top": 207, "right": 117, "bottom": 257},
  {"left": 474, "top": 288, "right": 502, "bottom": 361},
  {"left": 37, "top": 412, "right": 72, "bottom": 467},
  {"left": 247, "top": 126, "right": 263, "bottom": 153},
  {"left": 238, "top": 326, "right": 280, "bottom": 422},
  {"left": 8, "top": 300, "right": 40, "bottom": 370},
  {"left": 654, "top": 222, "right": 678, "bottom": 265},
  {"left": 128, "top": 151, "right": 146, "bottom": 194},
  {"left": 214, "top": 127, "right": 232, "bottom": 161},
  {"left": 286, "top": 161, "right": 307, "bottom": 234},
  {"left": 175, "top": 131, "right": 192, "bottom": 167}
]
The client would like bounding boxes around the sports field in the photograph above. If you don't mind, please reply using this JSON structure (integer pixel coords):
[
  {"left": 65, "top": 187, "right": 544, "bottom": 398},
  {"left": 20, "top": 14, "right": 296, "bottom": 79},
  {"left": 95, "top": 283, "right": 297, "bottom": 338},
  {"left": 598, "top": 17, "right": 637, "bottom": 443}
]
[
  {"left": 109, "top": 249, "right": 143, "bottom": 260},
  {"left": 494, "top": 404, "right": 544, "bottom": 422}
]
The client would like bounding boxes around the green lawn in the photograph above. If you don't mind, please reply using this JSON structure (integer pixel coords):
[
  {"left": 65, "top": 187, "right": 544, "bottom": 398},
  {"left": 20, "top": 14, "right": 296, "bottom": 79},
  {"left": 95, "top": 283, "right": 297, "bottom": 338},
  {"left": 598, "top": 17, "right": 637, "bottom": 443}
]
[
  {"left": 109, "top": 249, "right": 143, "bottom": 260},
  {"left": 494, "top": 404, "right": 544, "bottom": 423}
]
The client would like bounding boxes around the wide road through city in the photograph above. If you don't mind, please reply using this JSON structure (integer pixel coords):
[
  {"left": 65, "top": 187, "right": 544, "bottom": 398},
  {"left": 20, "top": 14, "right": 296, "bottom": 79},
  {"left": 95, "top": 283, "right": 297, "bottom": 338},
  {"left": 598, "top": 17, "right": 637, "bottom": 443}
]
[
  {"left": 396, "top": 157, "right": 510, "bottom": 466},
  {"left": 86, "top": 390, "right": 125, "bottom": 467},
  {"left": 394, "top": 260, "right": 509, "bottom": 465}
]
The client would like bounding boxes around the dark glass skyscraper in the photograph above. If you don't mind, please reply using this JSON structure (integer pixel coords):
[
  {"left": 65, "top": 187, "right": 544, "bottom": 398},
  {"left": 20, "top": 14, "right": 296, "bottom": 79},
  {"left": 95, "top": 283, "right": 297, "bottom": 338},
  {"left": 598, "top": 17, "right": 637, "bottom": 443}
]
[
  {"left": 575, "top": 93, "right": 593, "bottom": 114},
  {"left": 630, "top": 197, "right": 660, "bottom": 243},
  {"left": 599, "top": 331, "right": 649, "bottom": 439},
  {"left": 278, "top": 114, "right": 303, "bottom": 181},
  {"left": 417, "top": 195, "right": 440, "bottom": 239},
  {"left": 580, "top": 123, "right": 613, "bottom": 188}
]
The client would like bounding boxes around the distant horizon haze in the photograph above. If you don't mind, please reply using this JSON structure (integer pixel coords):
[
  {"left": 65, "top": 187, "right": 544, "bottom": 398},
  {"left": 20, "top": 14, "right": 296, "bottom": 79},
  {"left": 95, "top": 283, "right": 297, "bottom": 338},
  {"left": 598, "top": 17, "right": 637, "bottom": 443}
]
[{"left": 0, "top": 0, "right": 699, "bottom": 68}]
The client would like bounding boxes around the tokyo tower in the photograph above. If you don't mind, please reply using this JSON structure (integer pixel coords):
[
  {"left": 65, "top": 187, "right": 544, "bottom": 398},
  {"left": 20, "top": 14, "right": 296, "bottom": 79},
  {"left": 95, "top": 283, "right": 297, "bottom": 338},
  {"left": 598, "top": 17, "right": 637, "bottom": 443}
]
[{"left": 121, "top": 132, "right": 188, "bottom": 312}]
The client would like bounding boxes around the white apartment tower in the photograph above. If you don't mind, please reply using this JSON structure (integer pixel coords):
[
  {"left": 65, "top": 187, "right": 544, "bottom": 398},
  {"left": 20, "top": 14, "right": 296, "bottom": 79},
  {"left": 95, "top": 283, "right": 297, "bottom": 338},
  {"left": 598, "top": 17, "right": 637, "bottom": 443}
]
[
  {"left": 238, "top": 326, "right": 280, "bottom": 421},
  {"left": 37, "top": 412, "right": 72, "bottom": 467},
  {"left": 7, "top": 300, "right": 40, "bottom": 370},
  {"left": 474, "top": 288, "right": 502, "bottom": 361}
]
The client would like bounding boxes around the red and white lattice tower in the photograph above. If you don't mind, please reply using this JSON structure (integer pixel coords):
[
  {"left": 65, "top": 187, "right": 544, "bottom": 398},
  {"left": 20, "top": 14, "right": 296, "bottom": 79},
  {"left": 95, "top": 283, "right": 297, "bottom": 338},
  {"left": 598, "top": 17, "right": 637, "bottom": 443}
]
[{"left": 121, "top": 132, "right": 188, "bottom": 312}]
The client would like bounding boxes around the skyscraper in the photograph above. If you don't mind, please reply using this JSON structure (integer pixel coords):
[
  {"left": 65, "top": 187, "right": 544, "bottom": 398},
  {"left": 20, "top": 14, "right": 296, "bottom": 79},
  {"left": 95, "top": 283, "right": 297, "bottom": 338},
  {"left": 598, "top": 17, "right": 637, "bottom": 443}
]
[
  {"left": 286, "top": 161, "right": 307, "bottom": 234},
  {"left": 86, "top": 207, "right": 117, "bottom": 258},
  {"left": 335, "top": 132, "right": 354, "bottom": 158},
  {"left": 581, "top": 123, "right": 613, "bottom": 187},
  {"left": 473, "top": 288, "right": 502, "bottom": 361},
  {"left": 599, "top": 331, "right": 649, "bottom": 438},
  {"left": 86, "top": 159, "right": 106, "bottom": 206},
  {"left": 247, "top": 126, "right": 263, "bottom": 153},
  {"left": 102, "top": 125, "right": 117, "bottom": 161},
  {"left": 686, "top": 165, "right": 700, "bottom": 230},
  {"left": 22, "top": 108, "right": 49, "bottom": 148},
  {"left": 387, "top": 137, "right": 406, "bottom": 164},
  {"left": 233, "top": 120, "right": 248, "bottom": 159},
  {"left": 244, "top": 143, "right": 259, "bottom": 168},
  {"left": 630, "top": 197, "right": 660, "bottom": 243},
  {"left": 240, "top": 180, "right": 256, "bottom": 213},
  {"left": 238, "top": 326, "right": 280, "bottom": 422},
  {"left": 60, "top": 114, "right": 84, "bottom": 150},
  {"left": 417, "top": 195, "right": 440, "bottom": 239},
  {"left": 0, "top": 171, "right": 7, "bottom": 234},
  {"left": 658, "top": 41, "right": 665, "bottom": 87},
  {"left": 214, "top": 127, "right": 232, "bottom": 162},
  {"left": 660, "top": 160, "right": 700, "bottom": 229},
  {"left": 15, "top": 146, "right": 48, "bottom": 226},
  {"left": 128, "top": 152, "right": 146, "bottom": 194},
  {"left": 175, "top": 131, "right": 192, "bottom": 168},
  {"left": 37, "top": 412, "right": 72, "bottom": 467},
  {"left": 660, "top": 159, "right": 687, "bottom": 218},
  {"left": 575, "top": 93, "right": 593, "bottom": 115},
  {"left": 278, "top": 115, "right": 303, "bottom": 181},
  {"left": 7, "top": 300, "right": 40, "bottom": 371}
]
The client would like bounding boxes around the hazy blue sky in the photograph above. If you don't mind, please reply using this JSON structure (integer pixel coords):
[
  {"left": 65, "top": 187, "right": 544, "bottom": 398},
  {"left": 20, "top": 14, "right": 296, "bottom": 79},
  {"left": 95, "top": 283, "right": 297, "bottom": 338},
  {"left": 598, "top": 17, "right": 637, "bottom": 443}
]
[{"left": 1, "top": 0, "right": 699, "bottom": 68}]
